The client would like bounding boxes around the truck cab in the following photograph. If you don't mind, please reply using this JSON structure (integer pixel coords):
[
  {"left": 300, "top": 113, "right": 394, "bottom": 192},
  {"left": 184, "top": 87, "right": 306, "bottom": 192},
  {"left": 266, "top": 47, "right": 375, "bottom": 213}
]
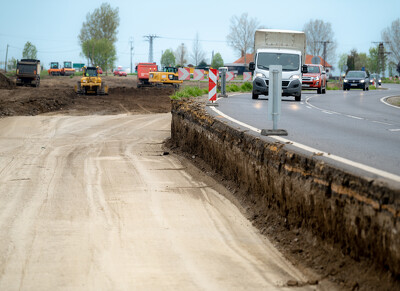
[{"left": 249, "top": 29, "right": 307, "bottom": 102}]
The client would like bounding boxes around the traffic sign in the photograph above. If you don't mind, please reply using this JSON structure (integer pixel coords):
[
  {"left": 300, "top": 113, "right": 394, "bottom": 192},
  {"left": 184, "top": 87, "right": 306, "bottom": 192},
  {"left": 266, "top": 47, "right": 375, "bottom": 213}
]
[
  {"left": 243, "top": 72, "right": 252, "bottom": 82},
  {"left": 311, "top": 56, "right": 321, "bottom": 64},
  {"left": 178, "top": 68, "right": 190, "bottom": 80},
  {"left": 193, "top": 69, "right": 204, "bottom": 81},
  {"left": 208, "top": 69, "right": 217, "bottom": 102},
  {"left": 226, "top": 72, "right": 234, "bottom": 81}
]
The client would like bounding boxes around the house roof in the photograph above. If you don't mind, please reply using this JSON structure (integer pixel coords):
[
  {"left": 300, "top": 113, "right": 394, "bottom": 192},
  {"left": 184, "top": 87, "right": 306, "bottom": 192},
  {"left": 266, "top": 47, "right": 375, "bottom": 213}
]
[
  {"left": 233, "top": 53, "right": 332, "bottom": 68},
  {"left": 305, "top": 55, "right": 332, "bottom": 68}
]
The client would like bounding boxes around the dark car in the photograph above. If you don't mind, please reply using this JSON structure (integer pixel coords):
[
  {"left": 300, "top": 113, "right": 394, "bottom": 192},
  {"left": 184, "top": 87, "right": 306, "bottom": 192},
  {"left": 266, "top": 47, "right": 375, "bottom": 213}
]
[
  {"left": 343, "top": 71, "right": 369, "bottom": 91},
  {"left": 369, "top": 73, "right": 381, "bottom": 86}
]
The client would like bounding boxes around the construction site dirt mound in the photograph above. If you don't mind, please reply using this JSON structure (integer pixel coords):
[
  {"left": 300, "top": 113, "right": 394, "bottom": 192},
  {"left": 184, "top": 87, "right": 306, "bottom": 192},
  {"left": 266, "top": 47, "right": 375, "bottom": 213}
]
[
  {"left": 0, "top": 72, "right": 15, "bottom": 89},
  {"left": 0, "top": 75, "right": 175, "bottom": 116}
]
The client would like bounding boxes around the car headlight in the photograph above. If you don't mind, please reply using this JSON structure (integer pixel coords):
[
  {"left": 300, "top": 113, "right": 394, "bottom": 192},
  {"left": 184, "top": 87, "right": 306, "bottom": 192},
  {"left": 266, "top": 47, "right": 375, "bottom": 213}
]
[
  {"left": 256, "top": 72, "right": 266, "bottom": 78},
  {"left": 343, "top": 79, "right": 348, "bottom": 83},
  {"left": 360, "top": 80, "right": 365, "bottom": 83},
  {"left": 379, "top": 79, "right": 381, "bottom": 82},
  {"left": 315, "top": 76, "right": 320, "bottom": 80},
  {"left": 290, "top": 74, "right": 300, "bottom": 80}
]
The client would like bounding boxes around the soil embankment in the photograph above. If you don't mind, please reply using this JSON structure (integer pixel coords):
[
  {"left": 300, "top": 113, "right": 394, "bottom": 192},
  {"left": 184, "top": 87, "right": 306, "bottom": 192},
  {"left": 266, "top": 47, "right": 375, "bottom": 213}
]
[{"left": 169, "top": 97, "right": 400, "bottom": 290}]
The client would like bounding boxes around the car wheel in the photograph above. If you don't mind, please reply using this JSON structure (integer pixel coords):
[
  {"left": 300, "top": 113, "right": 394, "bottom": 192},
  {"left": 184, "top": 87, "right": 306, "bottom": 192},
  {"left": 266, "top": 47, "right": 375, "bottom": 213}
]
[
  {"left": 366, "top": 86, "right": 369, "bottom": 91},
  {"left": 252, "top": 91, "right": 259, "bottom": 100},
  {"left": 295, "top": 94, "right": 301, "bottom": 102},
  {"left": 317, "top": 87, "right": 322, "bottom": 94}
]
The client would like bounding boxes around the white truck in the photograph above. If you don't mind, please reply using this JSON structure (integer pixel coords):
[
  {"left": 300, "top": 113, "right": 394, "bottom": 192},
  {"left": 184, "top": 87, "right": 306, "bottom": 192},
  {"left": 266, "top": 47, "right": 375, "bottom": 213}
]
[{"left": 249, "top": 29, "right": 307, "bottom": 101}]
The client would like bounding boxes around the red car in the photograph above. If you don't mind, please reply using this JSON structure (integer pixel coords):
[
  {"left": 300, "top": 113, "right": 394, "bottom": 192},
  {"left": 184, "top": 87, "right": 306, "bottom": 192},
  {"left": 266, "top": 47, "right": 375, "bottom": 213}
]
[
  {"left": 113, "top": 69, "right": 127, "bottom": 77},
  {"left": 302, "top": 64, "right": 327, "bottom": 94}
]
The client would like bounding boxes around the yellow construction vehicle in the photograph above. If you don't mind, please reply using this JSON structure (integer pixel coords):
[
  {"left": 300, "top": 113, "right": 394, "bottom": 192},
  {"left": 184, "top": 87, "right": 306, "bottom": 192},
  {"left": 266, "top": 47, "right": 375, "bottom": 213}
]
[
  {"left": 74, "top": 66, "right": 108, "bottom": 95},
  {"left": 149, "top": 66, "right": 182, "bottom": 88}
]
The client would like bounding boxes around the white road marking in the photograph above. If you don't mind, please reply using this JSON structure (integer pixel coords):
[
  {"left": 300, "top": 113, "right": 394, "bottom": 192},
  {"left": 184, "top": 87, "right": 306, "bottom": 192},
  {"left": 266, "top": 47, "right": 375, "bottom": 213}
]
[
  {"left": 380, "top": 96, "right": 400, "bottom": 109},
  {"left": 346, "top": 115, "right": 363, "bottom": 120},
  {"left": 372, "top": 120, "right": 393, "bottom": 126},
  {"left": 388, "top": 129, "right": 400, "bottom": 132},
  {"left": 210, "top": 106, "right": 400, "bottom": 183}
]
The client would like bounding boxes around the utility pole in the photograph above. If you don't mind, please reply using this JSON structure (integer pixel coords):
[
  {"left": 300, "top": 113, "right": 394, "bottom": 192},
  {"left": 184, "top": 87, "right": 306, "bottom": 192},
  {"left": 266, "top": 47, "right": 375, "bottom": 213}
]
[
  {"left": 4, "top": 44, "right": 9, "bottom": 72},
  {"left": 130, "top": 37, "right": 134, "bottom": 73},
  {"left": 143, "top": 35, "right": 160, "bottom": 63},
  {"left": 372, "top": 41, "right": 391, "bottom": 77}
]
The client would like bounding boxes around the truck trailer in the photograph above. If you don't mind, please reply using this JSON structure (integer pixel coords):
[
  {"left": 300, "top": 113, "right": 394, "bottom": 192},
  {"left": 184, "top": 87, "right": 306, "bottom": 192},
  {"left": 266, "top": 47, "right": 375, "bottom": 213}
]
[
  {"left": 249, "top": 29, "right": 307, "bottom": 101},
  {"left": 16, "top": 59, "right": 41, "bottom": 87}
]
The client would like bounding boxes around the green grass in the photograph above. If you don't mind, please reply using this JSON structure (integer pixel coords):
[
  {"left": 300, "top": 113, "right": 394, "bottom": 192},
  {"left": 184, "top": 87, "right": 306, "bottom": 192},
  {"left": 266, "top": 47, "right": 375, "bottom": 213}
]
[
  {"left": 170, "top": 86, "right": 208, "bottom": 100},
  {"left": 327, "top": 86, "right": 340, "bottom": 90}
]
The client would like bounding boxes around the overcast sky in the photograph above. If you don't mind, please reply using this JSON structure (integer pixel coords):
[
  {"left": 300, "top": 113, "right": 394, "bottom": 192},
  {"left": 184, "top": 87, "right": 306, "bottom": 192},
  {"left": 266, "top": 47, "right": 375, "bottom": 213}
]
[{"left": 1, "top": 0, "right": 399, "bottom": 74}]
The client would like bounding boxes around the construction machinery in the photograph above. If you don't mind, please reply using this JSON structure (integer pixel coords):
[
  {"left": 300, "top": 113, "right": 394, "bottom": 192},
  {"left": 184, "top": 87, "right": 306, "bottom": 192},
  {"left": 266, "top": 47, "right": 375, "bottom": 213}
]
[
  {"left": 148, "top": 66, "right": 182, "bottom": 88},
  {"left": 60, "top": 61, "right": 76, "bottom": 76},
  {"left": 16, "top": 59, "right": 41, "bottom": 87},
  {"left": 48, "top": 62, "right": 62, "bottom": 76},
  {"left": 74, "top": 66, "right": 108, "bottom": 95},
  {"left": 136, "top": 63, "right": 158, "bottom": 88}
]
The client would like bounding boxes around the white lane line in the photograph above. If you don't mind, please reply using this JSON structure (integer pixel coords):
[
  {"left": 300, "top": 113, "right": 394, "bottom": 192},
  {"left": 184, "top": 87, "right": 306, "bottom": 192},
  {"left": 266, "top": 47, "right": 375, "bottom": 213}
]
[
  {"left": 346, "top": 115, "right": 363, "bottom": 120},
  {"left": 210, "top": 106, "right": 400, "bottom": 183},
  {"left": 380, "top": 96, "right": 400, "bottom": 109},
  {"left": 306, "top": 106, "right": 312, "bottom": 109},
  {"left": 389, "top": 129, "right": 400, "bottom": 132},
  {"left": 372, "top": 120, "right": 393, "bottom": 126}
]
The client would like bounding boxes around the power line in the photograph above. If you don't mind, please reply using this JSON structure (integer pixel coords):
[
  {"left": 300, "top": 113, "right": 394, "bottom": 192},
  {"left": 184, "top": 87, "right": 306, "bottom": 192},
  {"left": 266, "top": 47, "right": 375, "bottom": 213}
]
[{"left": 143, "top": 35, "right": 160, "bottom": 63}]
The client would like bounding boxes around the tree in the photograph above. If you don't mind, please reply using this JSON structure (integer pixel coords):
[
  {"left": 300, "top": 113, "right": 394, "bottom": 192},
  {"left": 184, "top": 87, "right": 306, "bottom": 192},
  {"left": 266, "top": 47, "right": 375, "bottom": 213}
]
[
  {"left": 303, "top": 19, "right": 337, "bottom": 64},
  {"left": 382, "top": 18, "right": 400, "bottom": 67},
  {"left": 7, "top": 57, "right": 17, "bottom": 71},
  {"left": 367, "top": 46, "right": 380, "bottom": 74},
  {"left": 22, "top": 41, "right": 37, "bottom": 59},
  {"left": 347, "top": 49, "right": 357, "bottom": 71},
  {"left": 175, "top": 43, "right": 187, "bottom": 67},
  {"left": 397, "top": 61, "right": 400, "bottom": 75},
  {"left": 161, "top": 49, "right": 176, "bottom": 67},
  {"left": 78, "top": 3, "right": 119, "bottom": 73},
  {"left": 338, "top": 53, "right": 348, "bottom": 74},
  {"left": 211, "top": 53, "right": 224, "bottom": 69},
  {"left": 226, "top": 13, "right": 259, "bottom": 64},
  {"left": 82, "top": 38, "right": 116, "bottom": 73},
  {"left": 198, "top": 60, "right": 207, "bottom": 68},
  {"left": 190, "top": 33, "right": 206, "bottom": 66}
]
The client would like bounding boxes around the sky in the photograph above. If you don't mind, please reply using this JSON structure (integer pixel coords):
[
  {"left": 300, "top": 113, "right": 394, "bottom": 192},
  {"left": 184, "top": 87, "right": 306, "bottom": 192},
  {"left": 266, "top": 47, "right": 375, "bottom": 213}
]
[{"left": 1, "top": 0, "right": 399, "bottom": 75}]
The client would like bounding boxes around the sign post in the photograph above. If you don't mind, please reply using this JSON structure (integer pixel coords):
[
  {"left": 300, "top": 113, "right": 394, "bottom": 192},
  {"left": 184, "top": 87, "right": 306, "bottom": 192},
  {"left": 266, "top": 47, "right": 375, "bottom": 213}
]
[
  {"left": 219, "top": 67, "right": 228, "bottom": 98},
  {"left": 261, "top": 65, "right": 288, "bottom": 136},
  {"left": 207, "top": 68, "right": 218, "bottom": 106}
]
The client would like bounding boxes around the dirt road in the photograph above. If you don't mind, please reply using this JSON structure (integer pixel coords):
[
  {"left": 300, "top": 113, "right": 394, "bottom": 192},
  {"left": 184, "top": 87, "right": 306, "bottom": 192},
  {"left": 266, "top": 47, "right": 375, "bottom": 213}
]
[{"left": 0, "top": 112, "right": 324, "bottom": 290}]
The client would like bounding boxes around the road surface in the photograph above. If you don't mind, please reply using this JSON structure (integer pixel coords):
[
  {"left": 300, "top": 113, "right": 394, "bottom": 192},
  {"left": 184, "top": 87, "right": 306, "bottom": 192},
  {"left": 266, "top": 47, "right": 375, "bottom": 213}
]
[
  {"left": 207, "top": 84, "right": 400, "bottom": 184},
  {"left": 0, "top": 113, "right": 321, "bottom": 290}
]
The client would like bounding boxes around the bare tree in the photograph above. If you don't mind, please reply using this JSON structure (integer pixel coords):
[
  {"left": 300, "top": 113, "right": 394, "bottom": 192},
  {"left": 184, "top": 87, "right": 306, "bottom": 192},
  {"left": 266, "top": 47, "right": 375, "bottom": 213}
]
[
  {"left": 226, "top": 13, "right": 259, "bottom": 64},
  {"left": 175, "top": 43, "right": 187, "bottom": 67},
  {"left": 303, "top": 19, "right": 337, "bottom": 64},
  {"left": 381, "top": 18, "right": 400, "bottom": 65},
  {"left": 190, "top": 33, "right": 206, "bottom": 66}
]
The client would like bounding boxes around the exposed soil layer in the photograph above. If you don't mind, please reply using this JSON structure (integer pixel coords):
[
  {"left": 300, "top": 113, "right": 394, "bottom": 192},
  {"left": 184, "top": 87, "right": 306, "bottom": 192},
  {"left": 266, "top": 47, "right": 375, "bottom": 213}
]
[
  {"left": 0, "top": 72, "right": 15, "bottom": 90},
  {"left": 168, "top": 97, "right": 400, "bottom": 291},
  {"left": 0, "top": 75, "right": 174, "bottom": 116}
]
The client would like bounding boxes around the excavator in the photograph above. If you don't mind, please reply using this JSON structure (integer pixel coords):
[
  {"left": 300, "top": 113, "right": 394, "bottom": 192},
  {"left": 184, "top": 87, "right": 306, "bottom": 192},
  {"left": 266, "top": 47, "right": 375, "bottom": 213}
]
[
  {"left": 74, "top": 66, "right": 108, "bottom": 95},
  {"left": 148, "top": 66, "right": 182, "bottom": 88}
]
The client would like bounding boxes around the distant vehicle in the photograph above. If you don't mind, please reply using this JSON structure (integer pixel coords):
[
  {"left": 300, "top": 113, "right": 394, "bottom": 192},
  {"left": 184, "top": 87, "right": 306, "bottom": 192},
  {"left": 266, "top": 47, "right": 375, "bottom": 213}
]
[
  {"left": 48, "top": 62, "right": 62, "bottom": 76},
  {"left": 343, "top": 71, "right": 370, "bottom": 91},
  {"left": 369, "top": 73, "right": 381, "bottom": 86},
  {"left": 302, "top": 64, "right": 326, "bottom": 94},
  {"left": 249, "top": 29, "right": 307, "bottom": 101},
  {"left": 74, "top": 66, "right": 108, "bottom": 95},
  {"left": 149, "top": 66, "right": 182, "bottom": 88},
  {"left": 113, "top": 69, "right": 127, "bottom": 77},
  {"left": 136, "top": 63, "right": 158, "bottom": 88},
  {"left": 16, "top": 59, "right": 41, "bottom": 87},
  {"left": 60, "top": 61, "right": 75, "bottom": 76}
]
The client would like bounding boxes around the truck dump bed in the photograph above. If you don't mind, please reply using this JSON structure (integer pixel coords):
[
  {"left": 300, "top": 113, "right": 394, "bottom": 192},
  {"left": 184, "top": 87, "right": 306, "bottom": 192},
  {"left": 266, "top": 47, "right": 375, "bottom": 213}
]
[{"left": 254, "top": 29, "right": 306, "bottom": 64}]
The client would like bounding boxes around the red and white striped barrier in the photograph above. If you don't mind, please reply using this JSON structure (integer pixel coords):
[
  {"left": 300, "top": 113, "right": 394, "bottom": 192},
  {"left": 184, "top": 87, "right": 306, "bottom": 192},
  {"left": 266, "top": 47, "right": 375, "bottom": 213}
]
[
  {"left": 193, "top": 69, "right": 204, "bottom": 81},
  {"left": 178, "top": 68, "right": 190, "bottom": 80},
  {"left": 226, "top": 71, "right": 235, "bottom": 81},
  {"left": 243, "top": 72, "right": 252, "bottom": 82},
  {"left": 208, "top": 68, "right": 217, "bottom": 102}
]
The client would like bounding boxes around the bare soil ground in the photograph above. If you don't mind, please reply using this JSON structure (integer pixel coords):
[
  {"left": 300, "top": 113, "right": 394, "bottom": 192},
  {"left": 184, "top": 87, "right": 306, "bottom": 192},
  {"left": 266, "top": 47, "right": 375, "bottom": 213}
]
[
  {"left": 1, "top": 72, "right": 398, "bottom": 290},
  {"left": 387, "top": 96, "right": 400, "bottom": 107},
  {"left": 0, "top": 74, "right": 174, "bottom": 116}
]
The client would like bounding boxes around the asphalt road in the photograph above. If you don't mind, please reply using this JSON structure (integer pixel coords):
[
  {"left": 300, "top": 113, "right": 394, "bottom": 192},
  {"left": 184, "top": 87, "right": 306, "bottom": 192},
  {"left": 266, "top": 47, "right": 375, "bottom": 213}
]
[{"left": 207, "top": 84, "right": 400, "bottom": 184}]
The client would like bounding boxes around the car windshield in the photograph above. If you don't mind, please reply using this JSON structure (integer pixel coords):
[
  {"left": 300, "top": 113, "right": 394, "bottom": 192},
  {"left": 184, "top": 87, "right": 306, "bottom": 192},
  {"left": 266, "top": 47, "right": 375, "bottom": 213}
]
[
  {"left": 346, "top": 71, "right": 365, "bottom": 78},
  {"left": 257, "top": 53, "right": 299, "bottom": 71},
  {"left": 307, "top": 66, "right": 320, "bottom": 73}
]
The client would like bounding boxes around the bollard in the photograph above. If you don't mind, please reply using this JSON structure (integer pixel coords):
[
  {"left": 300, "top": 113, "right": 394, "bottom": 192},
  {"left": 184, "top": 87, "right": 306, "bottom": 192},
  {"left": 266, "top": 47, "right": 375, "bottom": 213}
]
[{"left": 218, "top": 67, "right": 228, "bottom": 98}]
